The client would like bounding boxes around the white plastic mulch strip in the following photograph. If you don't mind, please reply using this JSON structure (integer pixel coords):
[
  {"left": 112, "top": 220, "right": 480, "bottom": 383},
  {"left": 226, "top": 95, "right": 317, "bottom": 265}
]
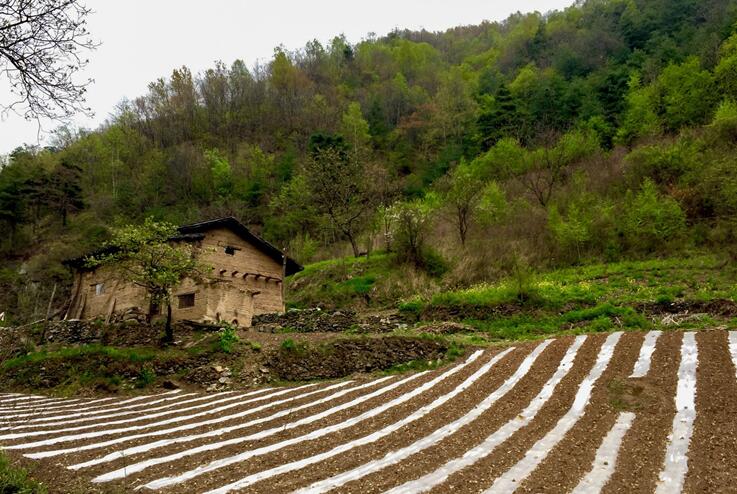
[
  {"left": 185, "top": 349, "right": 512, "bottom": 494},
  {"left": 0, "top": 398, "right": 85, "bottom": 412},
  {"left": 386, "top": 335, "right": 586, "bottom": 494},
  {"left": 1, "top": 391, "right": 208, "bottom": 425},
  {"left": 0, "top": 396, "right": 67, "bottom": 407},
  {"left": 92, "top": 356, "right": 453, "bottom": 483},
  {"left": 0, "top": 391, "right": 182, "bottom": 419},
  {"left": 0, "top": 397, "right": 116, "bottom": 415},
  {"left": 0, "top": 394, "right": 170, "bottom": 417},
  {"left": 728, "top": 331, "right": 737, "bottom": 379},
  {"left": 65, "top": 378, "right": 369, "bottom": 468},
  {"left": 570, "top": 411, "right": 636, "bottom": 494},
  {"left": 655, "top": 332, "right": 698, "bottom": 494},
  {"left": 0, "top": 392, "right": 254, "bottom": 439},
  {"left": 127, "top": 349, "right": 491, "bottom": 490},
  {"left": 4, "top": 385, "right": 311, "bottom": 448},
  {"left": 295, "top": 340, "right": 553, "bottom": 494},
  {"left": 483, "top": 331, "right": 623, "bottom": 494},
  {"left": 630, "top": 331, "right": 662, "bottom": 378},
  {"left": 0, "top": 392, "right": 218, "bottom": 431},
  {"left": 0, "top": 395, "right": 57, "bottom": 403},
  {"left": 31, "top": 380, "right": 357, "bottom": 461}
]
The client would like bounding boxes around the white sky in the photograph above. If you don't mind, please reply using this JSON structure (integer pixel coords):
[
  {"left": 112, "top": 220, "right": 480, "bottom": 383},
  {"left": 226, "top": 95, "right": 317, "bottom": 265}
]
[{"left": 0, "top": 0, "right": 575, "bottom": 154}]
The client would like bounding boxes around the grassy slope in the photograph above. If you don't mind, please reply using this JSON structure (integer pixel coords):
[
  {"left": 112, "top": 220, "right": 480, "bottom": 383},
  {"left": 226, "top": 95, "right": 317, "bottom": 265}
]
[
  {"left": 290, "top": 252, "right": 737, "bottom": 342},
  {"left": 287, "top": 253, "right": 439, "bottom": 310}
]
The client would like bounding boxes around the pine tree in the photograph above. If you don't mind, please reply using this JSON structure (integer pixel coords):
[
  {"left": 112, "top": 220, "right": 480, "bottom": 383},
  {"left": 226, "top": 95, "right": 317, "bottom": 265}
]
[{"left": 477, "top": 85, "right": 520, "bottom": 151}]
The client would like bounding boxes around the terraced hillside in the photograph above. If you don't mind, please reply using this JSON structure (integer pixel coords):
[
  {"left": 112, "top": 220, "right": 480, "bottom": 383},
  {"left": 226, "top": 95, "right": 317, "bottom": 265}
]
[{"left": 0, "top": 330, "right": 733, "bottom": 493}]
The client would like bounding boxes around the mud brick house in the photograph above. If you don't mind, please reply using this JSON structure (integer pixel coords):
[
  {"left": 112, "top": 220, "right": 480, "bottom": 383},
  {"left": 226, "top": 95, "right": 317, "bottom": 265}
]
[{"left": 65, "top": 217, "right": 302, "bottom": 327}]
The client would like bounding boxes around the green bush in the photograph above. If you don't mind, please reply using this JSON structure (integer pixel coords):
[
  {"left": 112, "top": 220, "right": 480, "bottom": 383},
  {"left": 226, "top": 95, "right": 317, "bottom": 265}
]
[
  {"left": 218, "top": 323, "right": 240, "bottom": 353},
  {"left": 622, "top": 179, "right": 687, "bottom": 253},
  {"left": 0, "top": 451, "right": 46, "bottom": 493},
  {"left": 625, "top": 140, "right": 700, "bottom": 187},
  {"left": 418, "top": 248, "right": 448, "bottom": 278},
  {"left": 280, "top": 338, "right": 307, "bottom": 355},
  {"left": 135, "top": 366, "right": 156, "bottom": 388},
  {"left": 710, "top": 99, "right": 737, "bottom": 142}
]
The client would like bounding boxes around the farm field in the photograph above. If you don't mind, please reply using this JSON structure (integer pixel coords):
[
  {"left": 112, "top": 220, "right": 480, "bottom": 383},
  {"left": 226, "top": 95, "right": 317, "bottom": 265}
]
[{"left": 0, "top": 329, "right": 733, "bottom": 493}]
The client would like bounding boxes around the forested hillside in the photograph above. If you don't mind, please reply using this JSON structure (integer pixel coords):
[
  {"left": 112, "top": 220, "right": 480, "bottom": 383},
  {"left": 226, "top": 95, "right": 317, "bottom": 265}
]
[{"left": 3, "top": 0, "right": 737, "bottom": 323}]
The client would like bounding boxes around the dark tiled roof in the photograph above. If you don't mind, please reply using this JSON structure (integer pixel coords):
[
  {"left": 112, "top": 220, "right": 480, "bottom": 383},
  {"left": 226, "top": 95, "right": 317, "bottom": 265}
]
[{"left": 178, "top": 217, "right": 303, "bottom": 276}]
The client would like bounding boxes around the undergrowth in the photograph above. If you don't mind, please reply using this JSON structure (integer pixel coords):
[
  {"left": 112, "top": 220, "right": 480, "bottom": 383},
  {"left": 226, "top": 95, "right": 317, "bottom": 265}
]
[{"left": 0, "top": 451, "right": 46, "bottom": 493}]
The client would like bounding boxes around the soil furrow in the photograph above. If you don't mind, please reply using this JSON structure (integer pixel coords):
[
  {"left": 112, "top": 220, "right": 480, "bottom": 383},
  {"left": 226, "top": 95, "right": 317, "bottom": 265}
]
[
  {"left": 12, "top": 381, "right": 348, "bottom": 456},
  {"left": 683, "top": 330, "right": 737, "bottom": 493},
  {"left": 291, "top": 338, "right": 570, "bottom": 494},
  {"left": 167, "top": 348, "right": 520, "bottom": 494},
  {"left": 421, "top": 334, "right": 603, "bottom": 493},
  {"left": 384, "top": 335, "right": 587, "bottom": 494},
  {"left": 119, "top": 348, "right": 502, "bottom": 492},
  {"left": 63, "top": 377, "right": 388, "bottom": 470},
  {"left": 511, "top": 330, "right": 640, "bottom": 493},
  {"left": 602, "top": 330, "right": 682, "bottom": 494},
  {"left": 1, "top": 385, "right": 322, "bottom": 449},
  {"left": 654, "top": 332, "right": 697, "bottom": 494}
]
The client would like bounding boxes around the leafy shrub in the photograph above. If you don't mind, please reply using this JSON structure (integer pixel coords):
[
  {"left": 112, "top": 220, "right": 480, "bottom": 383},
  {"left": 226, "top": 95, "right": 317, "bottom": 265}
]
[
  {"left": 625, "top": 140, "right": 700, "bottom": 187},
  {"left": 710, "top": 99, "right": 737, "bottom": 142},
  {"left": 135, "top": 366, "right": 156, "bottom": 388},
  {"left": 280, "top": 338, "right": 307, "bottom": 355},
  {"left": 387, "top": 197, "right": 437, "bottom": 269},
  {"left": 0, "top": 451, "right": 46, "bottom": 493},
  {"left": 218, "top": 323, "right": 240, "bottom": 354},
  {"left": 503, "top": 254, "right": 538, "bottom": 303},
  {"left": 622, "top": 179, "right": 687, "bottom": 253},
  {"left": 419, "top": 247, "right": 448, "bottom": 278}
]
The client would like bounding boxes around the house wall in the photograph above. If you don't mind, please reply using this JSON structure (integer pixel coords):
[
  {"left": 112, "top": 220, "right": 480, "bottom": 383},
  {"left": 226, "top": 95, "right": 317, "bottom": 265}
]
[
  {"left": 75, "top": 266, "right": 149, "bottom": 320},
  {"left": 66, "top": 227, "right": 285, "bottom": 327},
  {"left": 197, "top": 228, "right": 285, "bottom": 315}
]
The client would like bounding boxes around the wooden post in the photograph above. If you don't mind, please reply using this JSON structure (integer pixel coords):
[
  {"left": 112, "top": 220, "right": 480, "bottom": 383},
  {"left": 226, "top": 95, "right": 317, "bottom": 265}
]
[
  {"left": 281, "top": 249, "right": 287, "bottom": 313},
  {"left": 40, "top": 283, "right": 57, "bottom": 344}
]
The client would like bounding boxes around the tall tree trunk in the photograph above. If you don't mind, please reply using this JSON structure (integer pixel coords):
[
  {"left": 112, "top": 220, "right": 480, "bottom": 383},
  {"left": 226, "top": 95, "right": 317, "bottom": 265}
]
[
  {"left": 164, "top": 303, "right": 173, "bottom": 344},
  {"left": 348, "top": 233, "right": 360, "bottom": 257}
]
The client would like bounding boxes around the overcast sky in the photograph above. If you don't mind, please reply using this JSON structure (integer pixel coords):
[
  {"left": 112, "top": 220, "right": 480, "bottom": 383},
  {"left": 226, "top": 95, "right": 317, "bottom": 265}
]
[{"left": 0, "top": 0, "right": 575, "bottom": 154}]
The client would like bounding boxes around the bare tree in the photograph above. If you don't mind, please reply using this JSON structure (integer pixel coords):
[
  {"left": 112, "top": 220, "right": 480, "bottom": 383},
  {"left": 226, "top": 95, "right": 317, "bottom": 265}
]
[{"left": 0, "top": 0, "right": 97, "bottom": 121}]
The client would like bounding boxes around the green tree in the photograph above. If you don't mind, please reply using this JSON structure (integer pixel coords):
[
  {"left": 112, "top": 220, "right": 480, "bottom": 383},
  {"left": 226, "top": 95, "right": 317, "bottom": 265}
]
[
  {"left": 303, "top": 133, "right": 371, "bottom": 257},
  {"left": 615, "top": 73, "right": 661, "bottom": 146},
  {"left": 623, "top": 179, "right": 687, "bottom": 253},
  {"left": 341, "top": 102, "right": 372, "bottom": 162},
  {"left": 715, "top": 33, "right": 737, "bottom": 101},
  {"left": 387, "top": 195, "right": 439, "bottom": 269},
  {"left": 477, "top": 84, "right": 520, "bottom": 151},
  {"left": 516, "top": 130, "right": 599, "bottom": 207},
  {"left": 86, "top": 218, "right": 209, "bottom": 343},
  {"left": 441, "top": 161, "right": 507, "bottom": 246},
  {"left": 47, "top": 159, "right": 85, "bottom": 226},
  {"left": 205, "top": 149, "right": 233, "bottom": 199},
  {"left": 657, "top": 57, "right": 716, "bottom": 131}
]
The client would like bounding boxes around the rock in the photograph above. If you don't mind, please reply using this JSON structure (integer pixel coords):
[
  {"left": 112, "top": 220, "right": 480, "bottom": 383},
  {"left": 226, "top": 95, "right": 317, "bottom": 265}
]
[
  {"left": 213, "top": 365, "right": 224, "bottom": 373},
  {"left": 218, "top": 377, "right": 231, "bottom": 384},
  {"left": 162, "top": 380, "right": 180, "bottom": 390}
]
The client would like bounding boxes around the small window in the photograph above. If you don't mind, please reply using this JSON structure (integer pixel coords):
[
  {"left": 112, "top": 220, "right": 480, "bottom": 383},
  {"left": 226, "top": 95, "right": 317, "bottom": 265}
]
[
  {"left": 178, "top": 293, "right": 196, "bottom": 309},
  {"left": 224, "top": 246, "right": 236, "bottom": 256},
  {"left": 95, "top": 283, "right": 105, "bottom": 296}
]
